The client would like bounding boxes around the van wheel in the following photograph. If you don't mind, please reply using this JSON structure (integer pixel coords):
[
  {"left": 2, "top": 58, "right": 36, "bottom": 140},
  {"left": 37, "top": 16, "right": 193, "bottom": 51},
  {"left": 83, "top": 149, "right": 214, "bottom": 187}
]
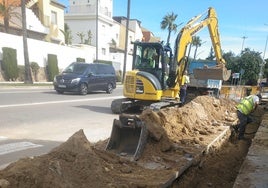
[
  {"left": 56, "top": 90, "right": 64, "bottom": 94},
  {"left": 79, "top": 83, "right": 88, "bottom": 95},
  {"left": 106, "top": 83, "right": 113, "bottom": 94}
]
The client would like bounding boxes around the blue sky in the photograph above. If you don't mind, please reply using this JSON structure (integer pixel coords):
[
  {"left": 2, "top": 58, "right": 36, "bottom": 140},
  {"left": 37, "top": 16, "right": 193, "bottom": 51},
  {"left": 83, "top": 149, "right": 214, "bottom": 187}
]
[{"left": 59, "top": 0, "right": 268, "bottom": 59}]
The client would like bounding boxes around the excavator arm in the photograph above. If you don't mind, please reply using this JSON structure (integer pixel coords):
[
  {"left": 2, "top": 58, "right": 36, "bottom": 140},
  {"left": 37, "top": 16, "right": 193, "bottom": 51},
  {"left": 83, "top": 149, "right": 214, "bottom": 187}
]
[{"left": 168, "top": 7, "right": 231, "bottom": 87}]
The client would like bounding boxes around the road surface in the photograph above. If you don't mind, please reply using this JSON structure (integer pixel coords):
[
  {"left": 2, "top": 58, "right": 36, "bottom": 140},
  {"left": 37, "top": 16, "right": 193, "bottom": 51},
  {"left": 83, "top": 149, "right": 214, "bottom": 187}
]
[{"left": 0, "top": 85, "right": 123, "bottom": 169}]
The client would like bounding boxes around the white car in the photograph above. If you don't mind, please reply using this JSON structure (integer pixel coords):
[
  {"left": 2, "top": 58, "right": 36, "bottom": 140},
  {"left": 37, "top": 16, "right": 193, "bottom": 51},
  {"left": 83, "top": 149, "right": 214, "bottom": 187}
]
[{"left": 260, "top": 87, "right": 268, "bottom": 103}]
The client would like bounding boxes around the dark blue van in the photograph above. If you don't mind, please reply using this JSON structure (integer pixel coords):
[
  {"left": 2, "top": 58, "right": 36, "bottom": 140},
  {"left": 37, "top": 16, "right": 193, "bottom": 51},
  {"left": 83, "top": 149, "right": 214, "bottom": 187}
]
[{"left": 53, "top": 62, "right": 116, "bottom": 95}]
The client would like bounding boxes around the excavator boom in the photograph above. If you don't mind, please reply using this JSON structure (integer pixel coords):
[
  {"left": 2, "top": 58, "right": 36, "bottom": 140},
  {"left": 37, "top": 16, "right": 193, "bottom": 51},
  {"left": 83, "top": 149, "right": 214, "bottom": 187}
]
[{"left": 174, "top": 7, "right": 231, "bottom": 81}]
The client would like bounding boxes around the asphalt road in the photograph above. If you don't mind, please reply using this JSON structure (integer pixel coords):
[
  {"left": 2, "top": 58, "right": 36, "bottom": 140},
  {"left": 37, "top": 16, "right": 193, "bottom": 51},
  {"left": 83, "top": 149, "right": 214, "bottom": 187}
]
[{"left": 0, "top": 85, "right": 123, "bottom": 169}]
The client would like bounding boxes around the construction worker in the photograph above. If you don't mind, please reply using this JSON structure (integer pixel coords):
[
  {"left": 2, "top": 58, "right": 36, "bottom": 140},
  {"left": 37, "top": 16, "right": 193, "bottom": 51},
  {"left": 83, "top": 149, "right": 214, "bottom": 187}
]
[
  {"left": 179, "top": 70, "right": 190, "bottom": 106},
  {"left": 235, "top": 95, "right": 260, "bottom": 140},
  {"left": 143, "top": 47, "right": 157, "bottom": 68}
]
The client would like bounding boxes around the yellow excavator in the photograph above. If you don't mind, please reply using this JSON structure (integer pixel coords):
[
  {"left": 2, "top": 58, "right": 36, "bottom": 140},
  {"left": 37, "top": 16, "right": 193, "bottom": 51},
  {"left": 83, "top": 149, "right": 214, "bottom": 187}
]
[{"left": 107, "top": 7, "right": 231, "bottom": 160}]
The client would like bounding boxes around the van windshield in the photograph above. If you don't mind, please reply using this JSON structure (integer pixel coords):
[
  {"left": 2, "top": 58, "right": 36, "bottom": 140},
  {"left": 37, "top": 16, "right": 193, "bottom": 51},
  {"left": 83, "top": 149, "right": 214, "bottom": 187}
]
[{"left": 63, "top": 63, "right": 88, "bottom": 74}]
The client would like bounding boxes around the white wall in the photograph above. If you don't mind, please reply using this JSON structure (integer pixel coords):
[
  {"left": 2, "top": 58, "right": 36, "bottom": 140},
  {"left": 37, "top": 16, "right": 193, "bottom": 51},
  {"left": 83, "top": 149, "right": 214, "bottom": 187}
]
[{"left": 0, "top": 32, "right": 96, "bottom": 70}]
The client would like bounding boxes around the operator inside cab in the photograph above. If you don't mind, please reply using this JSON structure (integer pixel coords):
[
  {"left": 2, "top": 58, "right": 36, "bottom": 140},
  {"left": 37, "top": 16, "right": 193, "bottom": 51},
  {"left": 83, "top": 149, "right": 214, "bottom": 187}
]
[{"left": 142, "top": 47, "right": 158, "bottom": 68}]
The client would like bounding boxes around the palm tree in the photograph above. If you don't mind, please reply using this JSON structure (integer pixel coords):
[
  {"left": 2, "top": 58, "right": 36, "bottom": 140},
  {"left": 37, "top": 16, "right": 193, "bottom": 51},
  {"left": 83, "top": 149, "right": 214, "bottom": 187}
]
[
  {"left": 0, "top": 0, "right": 19, "bottom": 33},
  {"left": 206, "top": 47, "right": 215, "bottom": 61},
  {"left": 77, "top": 32, "right": 85, "bottom": 44},
  {"left": 192, "top": 36, "right": 202, "bottom": 59},
  {"left": 160, "top": 12, "right": 178, "bottom": 45},
  {"left": 21, "top": 0, "right": 33, "bottom": 84},
  {"left": 60, "top": 23, "right": 72, "bottom": 45}
]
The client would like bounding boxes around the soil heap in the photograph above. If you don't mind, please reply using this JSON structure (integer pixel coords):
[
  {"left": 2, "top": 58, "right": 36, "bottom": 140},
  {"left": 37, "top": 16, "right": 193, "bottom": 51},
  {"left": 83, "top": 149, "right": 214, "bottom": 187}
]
[{"left": 0, "top": 96, "right": 240, "bottom": 188}]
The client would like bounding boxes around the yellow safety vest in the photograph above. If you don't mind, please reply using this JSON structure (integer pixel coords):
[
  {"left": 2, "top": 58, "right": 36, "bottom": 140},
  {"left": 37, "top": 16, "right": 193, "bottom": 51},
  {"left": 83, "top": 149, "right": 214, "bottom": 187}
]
[{"left": 236, "top": 96, "right": 254, "bottom": 115}]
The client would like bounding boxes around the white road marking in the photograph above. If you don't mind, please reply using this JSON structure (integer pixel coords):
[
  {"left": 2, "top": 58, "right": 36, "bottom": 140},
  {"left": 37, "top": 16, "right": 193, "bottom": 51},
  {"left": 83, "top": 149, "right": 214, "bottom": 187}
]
[
  {"left": 0, "top": 90, "right": 50, "bottom": 94},
  {"left": 0, "top": 96, "right": 123, "bottom": 108},
  {"left": 0, "top": 136, "right": 8, "bottom": 140},
  {"left": 0, "top": 142, "right": 43, "bottom": 155}
]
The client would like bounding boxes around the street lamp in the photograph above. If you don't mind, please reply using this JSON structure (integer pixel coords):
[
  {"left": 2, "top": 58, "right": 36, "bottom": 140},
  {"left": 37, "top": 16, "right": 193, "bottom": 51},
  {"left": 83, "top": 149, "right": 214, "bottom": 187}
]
[
  {"left": 262, "top": 24, "right": 268, "bottom": 60},
  {"left": 258, "top": 24, "right": 268, "bottom": 84},
  {"left": 241, "top": 36, "right": 247, "bottom": 52}
]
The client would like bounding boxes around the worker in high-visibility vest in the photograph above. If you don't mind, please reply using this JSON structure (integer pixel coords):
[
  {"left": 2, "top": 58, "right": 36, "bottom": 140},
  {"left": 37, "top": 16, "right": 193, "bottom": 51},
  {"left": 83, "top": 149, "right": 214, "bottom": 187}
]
[
  {"left": 179, "top": 70, "right": 190, "bottom": 106},
  {"left": 235, "top": 95, "right": 260, "bottom": 140}
]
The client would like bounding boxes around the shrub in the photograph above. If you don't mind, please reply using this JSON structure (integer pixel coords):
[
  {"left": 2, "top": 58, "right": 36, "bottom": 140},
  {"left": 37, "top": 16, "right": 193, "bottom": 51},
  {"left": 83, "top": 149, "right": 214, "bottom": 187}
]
[
  {"left": 2, "top": 47, "right": 18, "bottom": 81},
  {"left": 116, "top": 70, "right": 122, "bottom": 82},
  {"left": 76, "top": 58, "right": 85, "bottom": 62},
  {"left": 47, "top": 54, "right": 59, "bottom": 81},
  {"left": 30, "top": 62, "right": 40, "bottom": 81},
  {"left": 93, "top": 59, "right": 112, "bottom": 65},
  {"left": 17, "top": 65, "right": 25, "bottom": 81}
]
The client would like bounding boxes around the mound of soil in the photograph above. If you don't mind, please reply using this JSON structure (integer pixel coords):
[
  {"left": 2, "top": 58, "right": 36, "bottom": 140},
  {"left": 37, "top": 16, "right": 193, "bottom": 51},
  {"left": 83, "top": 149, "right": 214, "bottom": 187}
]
[{"left": 0, "top": 96, "right": 247, "bottom": 187}]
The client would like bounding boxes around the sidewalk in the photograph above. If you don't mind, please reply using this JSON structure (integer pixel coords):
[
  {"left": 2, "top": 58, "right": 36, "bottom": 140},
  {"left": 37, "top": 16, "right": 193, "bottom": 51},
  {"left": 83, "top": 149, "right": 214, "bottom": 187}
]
[
  {"left": 0, "top": 82, "right": 54, "bottom": 89},
  {"left": 233, "top": 111, "right": 268, "bottom": 188}
]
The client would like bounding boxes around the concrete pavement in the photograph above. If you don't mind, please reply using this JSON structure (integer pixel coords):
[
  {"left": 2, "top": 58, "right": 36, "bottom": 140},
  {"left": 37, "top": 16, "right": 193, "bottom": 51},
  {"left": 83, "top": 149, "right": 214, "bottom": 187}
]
[{"left": 233, "top": 111, "right": 268, "bottom": 188}]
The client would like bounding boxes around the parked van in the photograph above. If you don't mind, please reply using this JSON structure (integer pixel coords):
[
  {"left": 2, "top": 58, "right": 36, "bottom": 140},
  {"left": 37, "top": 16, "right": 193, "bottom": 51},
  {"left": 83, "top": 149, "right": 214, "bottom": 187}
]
[{"left": 53, "top": 62, "right": 117, "bottom": 95}]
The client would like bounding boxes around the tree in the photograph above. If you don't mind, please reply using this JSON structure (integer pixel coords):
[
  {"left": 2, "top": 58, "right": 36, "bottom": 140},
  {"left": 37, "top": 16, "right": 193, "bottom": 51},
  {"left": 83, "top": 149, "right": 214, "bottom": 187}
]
[
  {"left": 77, "top": 32, "right": 85, "bottom": 44},
  {"left": 0, "top": 0, "right": 20, "bottom": 33},
  {"left": 192, "top": 36, "right": 202, "bottom": 59},
  {"left": 239, "top": 48, "right": 262, "bottom": 85},
  {"left": 85, "top": 30, "right": 92, "bottom": 45},
  {"left": 160, "top": 12, "right": 178, "bottom": 45},
  {"left": 206, "top": 47, "right": 215, "bottom": 61},
  {"left": 21, "top": 0, "right": 33, "bottom": 84},
  {"left": 227, "top": 48, "right": 262, "bottom": 85},
  {"left": 263, "top": 59, "right": 268, "bottom": 82},
  {"left": 222, "top": 51, "right": 237, "bottom": 70},
  {"left": 30, "top": 62, "right": 40, "bottom": 82},
  {"left": 0, "top": 0, "right": 17, "bottom": 33},
  {"left": 60, "top": 23, "right": 72, "bottom": 45}
]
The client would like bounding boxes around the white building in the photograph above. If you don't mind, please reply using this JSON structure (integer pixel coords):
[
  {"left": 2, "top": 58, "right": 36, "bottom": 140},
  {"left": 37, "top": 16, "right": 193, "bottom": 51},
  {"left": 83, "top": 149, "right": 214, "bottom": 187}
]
[
  {"left": 64, "top": 0, "right": 144, "bottom": 71},
  {"left": 64, "top": 0, "right": 114, "bottom": 61}
]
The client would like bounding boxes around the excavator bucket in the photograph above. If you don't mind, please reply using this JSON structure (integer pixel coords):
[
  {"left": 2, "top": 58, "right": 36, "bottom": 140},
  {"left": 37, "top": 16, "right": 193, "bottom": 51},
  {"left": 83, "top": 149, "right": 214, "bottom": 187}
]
[
  {"left": 106, "top": 114, "right": 148, "bottom": 161},
  {"left": 193, "top": 67, "right": 231, "bottom": 81}
]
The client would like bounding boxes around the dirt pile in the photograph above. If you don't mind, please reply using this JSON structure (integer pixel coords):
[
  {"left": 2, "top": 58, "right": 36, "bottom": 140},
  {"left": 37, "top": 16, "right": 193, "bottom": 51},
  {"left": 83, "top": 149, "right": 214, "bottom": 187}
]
[{"left": 0, "top": 96, "right": 240, "bottom": 188}]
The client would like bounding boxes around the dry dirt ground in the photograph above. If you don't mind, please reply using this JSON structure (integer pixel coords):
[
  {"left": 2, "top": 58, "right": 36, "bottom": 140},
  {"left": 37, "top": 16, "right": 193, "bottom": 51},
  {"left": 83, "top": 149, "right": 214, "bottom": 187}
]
[{"left": 0, "top": 96, "right": 264, "bottom": 188}]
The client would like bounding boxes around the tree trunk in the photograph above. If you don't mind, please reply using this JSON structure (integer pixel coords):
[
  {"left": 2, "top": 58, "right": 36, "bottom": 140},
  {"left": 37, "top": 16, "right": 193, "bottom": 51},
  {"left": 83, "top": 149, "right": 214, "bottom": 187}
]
[
  {"left": 166, "top": 30, "right": 171, "bottom": 46},
  {"left": 194, "top": 46, "right": 198, "bottom": 59},
  {"left": 21, "top": 0, "right": 33, "bottom": 84}
]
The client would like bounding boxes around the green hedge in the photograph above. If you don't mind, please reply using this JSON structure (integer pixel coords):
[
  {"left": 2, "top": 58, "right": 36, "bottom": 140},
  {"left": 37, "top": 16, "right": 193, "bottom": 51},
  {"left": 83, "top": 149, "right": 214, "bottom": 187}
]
[
  {"left": 2, "top": 47, "right": 18, "bottom": 81},
  {"left": 47, "top": 54, "right": 59, "bottom": 81},
  {"left": 93, "top": 59, "right": 112, "bottom": 65},
  {"left": 76, "top": 57, "right": 85, "bottom": 62}
]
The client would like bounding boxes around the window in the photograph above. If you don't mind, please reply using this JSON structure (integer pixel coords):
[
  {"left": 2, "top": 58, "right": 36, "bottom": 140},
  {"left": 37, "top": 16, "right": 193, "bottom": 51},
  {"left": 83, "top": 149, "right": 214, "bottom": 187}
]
[
  {"left": 51, "top": 11, "right": 57, "bottom": 25},
  {"left": 102, "top": 48, "right": 106, "bottom": 55}
]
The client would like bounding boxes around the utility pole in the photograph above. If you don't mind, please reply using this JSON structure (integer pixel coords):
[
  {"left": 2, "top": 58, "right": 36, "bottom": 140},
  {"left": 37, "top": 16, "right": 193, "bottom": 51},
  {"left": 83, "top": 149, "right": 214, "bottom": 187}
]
[
  {"left": 22, "top": 0, "right": 33, "bottom": 84},
  {"left": 95, "top": 0, "right": 98, "bottom": 61},
  {"left": 259, "top": 24, "right": 268, "bottom": 84},
  {"left": 122, "top": 0, "right": 130, "bottom": 83}
]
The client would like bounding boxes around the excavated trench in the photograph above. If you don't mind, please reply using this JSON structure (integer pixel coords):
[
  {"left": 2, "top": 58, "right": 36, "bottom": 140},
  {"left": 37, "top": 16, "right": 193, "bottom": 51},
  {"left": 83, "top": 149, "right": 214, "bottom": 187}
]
[
  {"left": 170, "top": 108, "right": 263, "bottom": 188},
  {"left": 0, "top": 96, "right": 264, "bottom": 188}
]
